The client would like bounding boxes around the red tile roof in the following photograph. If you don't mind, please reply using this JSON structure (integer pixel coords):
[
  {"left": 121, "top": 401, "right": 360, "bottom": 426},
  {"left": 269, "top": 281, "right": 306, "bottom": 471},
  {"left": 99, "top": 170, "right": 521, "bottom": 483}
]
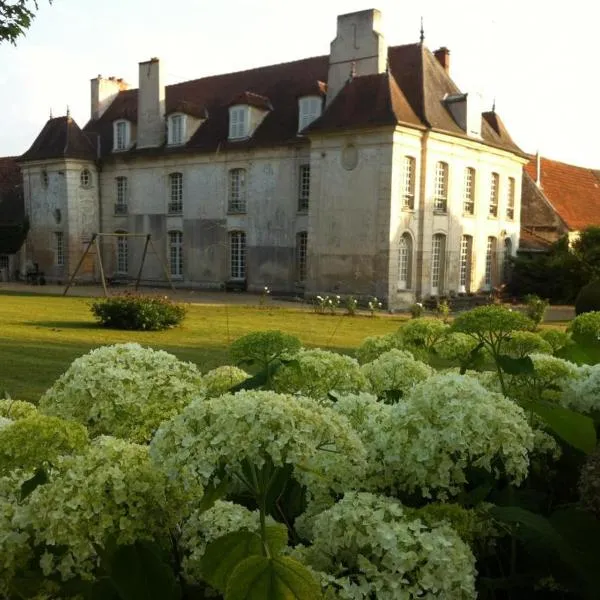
[
  {"left": 23, "top": 44, "right": 524, "bottom": 161},
  {"left": 524, "top": 157, "right": 600, "bottom": 231}
]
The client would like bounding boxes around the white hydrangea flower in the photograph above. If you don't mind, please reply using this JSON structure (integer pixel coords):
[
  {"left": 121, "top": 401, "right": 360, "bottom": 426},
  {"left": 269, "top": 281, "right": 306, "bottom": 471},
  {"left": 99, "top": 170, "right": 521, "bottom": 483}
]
[
  {"left": 203, "top": 365, "right": 250, "bottom": 398},
  {"left": 13, "top": 436, "right": 192, "bottom": 581},
  {"left": 297, "top": 492, "right": 476, "bottom": 600},
  {"left": 562, "top": 363, "right": 600, "bottom": 414},
  {"left": 0, "top": 399, "right": 37, "bottom": 421},
  {"left": 150, "top": 391, "right": 366, "bottom": 500},
  {"left": 271, "top": 349, "right": 367, "bottom": 399},
  {"left": 384, "top": 373, "right": 534, "bottom": 499},
  {"left": 0, "top": 417, "right": 13, "bottom": 431},
  {"left": 39, "top": 343, "right": 205, "bottom": 443},
  {"left": 361, "top": 349, "right": 433, "bottom": 399},
  {"left": 180, "top": 501, "right": 272, "bottom": 584}
]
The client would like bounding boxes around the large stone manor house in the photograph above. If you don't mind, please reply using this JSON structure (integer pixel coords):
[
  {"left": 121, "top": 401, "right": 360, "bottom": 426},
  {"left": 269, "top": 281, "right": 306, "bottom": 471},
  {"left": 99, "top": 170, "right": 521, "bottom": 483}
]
[{"left": 18, "top": 8, "right": 527, "bottom": 307}]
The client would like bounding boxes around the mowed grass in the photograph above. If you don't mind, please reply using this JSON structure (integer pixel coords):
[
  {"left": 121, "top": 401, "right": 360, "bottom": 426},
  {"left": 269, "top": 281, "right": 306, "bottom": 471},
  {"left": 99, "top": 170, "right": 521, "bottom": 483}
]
[{"left": 0, "top": 293, "right": 407, "bottom": 402}]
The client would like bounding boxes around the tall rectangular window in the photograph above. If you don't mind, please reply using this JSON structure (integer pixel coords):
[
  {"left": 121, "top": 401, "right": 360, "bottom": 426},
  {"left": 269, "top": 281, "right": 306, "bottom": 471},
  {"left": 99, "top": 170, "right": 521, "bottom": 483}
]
[
  {"left": 298, "top": 165, "right": 310, "bottom": 212},
  {"left": 398, "top": 233, "right": 413, "bottom": 290},
  {"left": 169, "top": 231, "right": 183, "bottom": 277},
  {"left": 169, "top": 172, "right": 183, "bottom": 214},
  {"left": 506, "top": 177, "right": 515, "bottom": 220},
  {"left": 55, "top": 232, "right": 64, "bottom": 266},
  {"left": 229, "top": 168, "right": 247, "bottom": 213},
  {"left": 431, "top": 233, "right": 446, "bottom": 293},
  {"left": 484, "top": 236, "right": 497, "bottom": 288},
  {"left": 296, "top": 232, "right": 308, "bottom": 282},
  {"left": 229, "top": 231, "right": 246, "bottom": 279},
  {"left": 459, "top": 235, "right": 473, "bottom": 292},
  {"left": 402, "top": 156, "right": 416, "bottom": 209},
  {"left": 489, "top": 172, "right": 499, "bottom": 217},
  {"left": 433, "top": 161, "right": 448, "bottom": 212},
  {"left": 463, "top": 167, "right": 475, "bottom": 215},
  {"left": 169, "top": 114, "right": 185, "bottom": 145},
  {"left": 298, "top": 97, "right": 322, "bottom": 132},
  {"left": 115, "top": 176, "right": 128, "bottom": 214},
  {"left": 229, "top": 106, "right": 249, "bottom": 139},
  {"left": 116, "top": 234, "right": 128, "bottom": 273},
  {"left": 114, "top": 120, "right": 129, "bottom": 151}
]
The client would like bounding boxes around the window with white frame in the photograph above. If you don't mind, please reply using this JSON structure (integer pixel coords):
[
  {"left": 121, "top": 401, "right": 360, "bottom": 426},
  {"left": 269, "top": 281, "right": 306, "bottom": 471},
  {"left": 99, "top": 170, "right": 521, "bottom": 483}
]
[
  {"left": 402, "top": 156, "right": 416, "bottom": 209},
  {"left": 229, "top": 231, "right": 246, "bottom": 279},
  {"left": 116, "top": 232, "right": 128, "bottom": 273},
  {"left": 229, "top": 105, "right": 249, "bottom": 140},
  {"left": 503, "top": 238, "right": 513, "bottom": 282},
  {"left": 398, "top": 233, "right": 412, "bottom": 290},
  {"left": 489, "top": 172, "right": 499, "bottom": 217},
  {"left": 169, "top": 172, "right": 183, "bottom": 213},
  {"left": 0, "top": 255, "right": 8, "bottom": 270},
  {"left": 55, "top": 232, "right": 64, "bottom": 266},
  {"left": 506, "top": 177, "right": 515, "bottom": 220},
  {"left": 298, "top": 96, "right": 322, "bottom": 132},
  {"left": 115, "top": 177, "right": 128, "bottom": 214},
  {"left": 463, "top": 167, "right": 475, "bottom": 215},
  {"left": 168, "top": 114, "right": 186, "bottom": 145},
  {"left": 484, "top": 236, "right": 497, "bottom": 289},
  {"left": 296, "top": 231, "right": 308, "bottom": 282},
  {"left": 298, "top": 164, "right": 310, "bottom": 212},
  {"left": 168, "top": 230, "right": 183, "bottom": 277},
  {"left": 459, "top": 235, "right": 473, "bottom": 292},
  {"left": 80, "top": 169, "right": 91, "bottom": 188},
  {"left": 113, "top": 120, "right": 130, "bottom": 151},
  {"left": 433, "top": 161, "right": 449, "bottom": 212},
  {"left": 228, "top": 168, "right": 246, "bottom": 213},
  {"left": 431, "top": 233, "right": 446, "bottom": 293}
]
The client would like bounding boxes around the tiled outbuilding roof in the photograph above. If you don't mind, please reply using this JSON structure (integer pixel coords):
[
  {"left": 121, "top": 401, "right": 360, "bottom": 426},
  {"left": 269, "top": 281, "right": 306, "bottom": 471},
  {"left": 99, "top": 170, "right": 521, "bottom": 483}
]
[
  {"left": 20, "top": 116, "right": 97, "bottom": 162},
  {"left": 524, "top": 157, "right": 600, "bottom": 231}
]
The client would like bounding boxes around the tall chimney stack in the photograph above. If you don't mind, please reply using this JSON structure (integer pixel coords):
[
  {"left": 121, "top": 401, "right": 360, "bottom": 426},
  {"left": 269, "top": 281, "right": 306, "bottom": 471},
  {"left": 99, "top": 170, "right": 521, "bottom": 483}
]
[
  {"left": 137, "top": 58, "right": 165, "bottom": 149},
  {"left": 434, "top": 47, "right": 450, "bottom": 73},
  {"left": 90, "top": 76, "right": 129, "bottom": 121},
  {"left": 536, "top": 151, "right": 542, "bottom": 187}
]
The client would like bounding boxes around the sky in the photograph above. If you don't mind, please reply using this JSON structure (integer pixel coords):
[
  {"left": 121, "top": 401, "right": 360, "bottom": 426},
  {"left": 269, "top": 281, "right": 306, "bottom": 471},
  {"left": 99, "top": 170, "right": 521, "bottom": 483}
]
[{"left": 1, "top": 0, "right": 599, "bottom": 167}]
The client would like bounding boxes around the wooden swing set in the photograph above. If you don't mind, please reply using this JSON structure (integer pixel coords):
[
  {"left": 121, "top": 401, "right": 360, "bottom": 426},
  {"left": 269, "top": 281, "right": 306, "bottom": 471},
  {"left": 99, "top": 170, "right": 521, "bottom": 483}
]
[{"left": 62, "top": 233, "right": 175, "bottom": 297}]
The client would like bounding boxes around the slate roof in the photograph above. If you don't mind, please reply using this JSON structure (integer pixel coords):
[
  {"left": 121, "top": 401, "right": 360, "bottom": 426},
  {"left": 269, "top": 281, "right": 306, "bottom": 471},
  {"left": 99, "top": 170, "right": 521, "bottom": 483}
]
[
  {"left": 25, "top": 43, "right": 525, "bottom": 161},
  {"left": 20, "top": 116, "right": 97, "bottom": 162},
  {"left": 524, "top": 157, "right": 600, "bottom": 231}
]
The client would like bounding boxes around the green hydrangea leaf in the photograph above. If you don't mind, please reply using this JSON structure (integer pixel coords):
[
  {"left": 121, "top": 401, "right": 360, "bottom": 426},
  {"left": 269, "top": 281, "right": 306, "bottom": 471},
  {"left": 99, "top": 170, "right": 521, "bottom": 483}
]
[
  {"left": 200, "top": 530, "right": 263, "bottom": 593},
  {"left": 225, "top": 555, "right": 322, "bottom": 600},
  {"left": 527, "top": 400, "right": 596, "bottom": 454},
  {"left": 263, "top": 523, "right": 289, "bottom": 555}
]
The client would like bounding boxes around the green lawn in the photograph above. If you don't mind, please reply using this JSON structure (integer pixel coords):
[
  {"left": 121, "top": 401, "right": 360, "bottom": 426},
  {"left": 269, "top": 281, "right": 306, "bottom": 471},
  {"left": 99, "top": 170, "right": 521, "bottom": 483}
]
[{"left": 0, "top": 293, "right": 407, "bottom": 402}]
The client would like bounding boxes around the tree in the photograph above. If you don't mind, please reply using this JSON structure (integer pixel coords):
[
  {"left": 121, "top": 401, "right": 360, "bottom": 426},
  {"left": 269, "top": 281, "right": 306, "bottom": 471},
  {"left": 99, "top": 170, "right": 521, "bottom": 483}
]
[{"left": 0, "top": 1, "right": 51, "bottom": 45}]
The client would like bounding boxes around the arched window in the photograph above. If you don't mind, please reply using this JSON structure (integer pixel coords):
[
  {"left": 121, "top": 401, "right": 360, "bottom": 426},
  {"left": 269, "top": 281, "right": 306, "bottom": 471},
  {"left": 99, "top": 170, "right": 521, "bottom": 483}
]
[
  {"left": 168, "top": 230, "right": 183, "bottom": 277},
  {"left": 459, "top": 235, "right": 473, "bottom": 293},
  {"left": 168, "top": 172, "right": 183, "bottom": 214},
  {"left": 229, "top": 231, "right": 247, "bottom": 280},
  {"left": 484, "top": 236, "right": 497, "bottom": 289},
  {"left": 115, "top": 232, "right": 128, "bottom": 274},
  {"left": 398, "top": 233, "right": 413, "bottom": 290},
  {"left": 503, "top": 238, "right": 513, "bottom": 282},
  {"left": 431, "top": 233, "right": 446, "bottom": 294}
]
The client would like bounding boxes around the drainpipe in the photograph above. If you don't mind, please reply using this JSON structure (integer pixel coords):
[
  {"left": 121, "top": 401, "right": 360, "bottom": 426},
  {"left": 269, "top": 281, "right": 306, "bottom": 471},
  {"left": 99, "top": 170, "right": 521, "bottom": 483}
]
[{"left": 415, "top": 130, "right": 430, "bottom": 300}]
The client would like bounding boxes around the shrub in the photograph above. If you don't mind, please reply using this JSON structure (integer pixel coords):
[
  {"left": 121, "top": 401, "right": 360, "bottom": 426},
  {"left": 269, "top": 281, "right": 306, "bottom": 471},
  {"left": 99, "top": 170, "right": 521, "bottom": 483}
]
[
  {"left": 91, "top": 292, "right": 186, "bottom": 330},
  {"left": 203, "top": 365, "right": 250, "bottom": 398},
  {"left": 271, "top": 348, "right": 367, "bottom": 399},
  {"left": 524, "top": 293, "right": 549, "bottom": 327},
  {"left": 398, "top": 318, "right": 449, "bottom": 357},
  {"left": 568, "top": 311, "right": 600, "bottom": 345},
  {"left": 562, "top": 363, "right": 600, "bottom": 414},
  {"left": 435, "top": 298, "right": 451, "bottom": 322},
  {"left": 361, "top": 349, "right": 433, "bottom": 400},
  {"left": 579, "top": 446, "right": 600, "bottom": 518},
  {"left": 355, "top": 332, "right": 403, "bottom": 364},
  {"left": 575, "top": 280, "right": 600, "bottom": 315},
  {"left": 229, "top": 330, "right": 301, "bottom": 373},
  {"left": 409, "top": 302, "right": 424, "bottom": 318},
  {"left": 296, "top": 492, "right": 476, "bottom": 600},
  {"left": 434, "top": 332, "right": 480, "bottom": 365},
  {"left": 39, "top": 343, "right": 205, "bottom": 443},
  {"left": 539, "top": 328, "right": 570, "bottom": 354},
  {"left": 502, "top": 331, "right": 553, "bottom": 358},
  {"left": 0, "top": 399, "right": 37, "bottom": 421}
]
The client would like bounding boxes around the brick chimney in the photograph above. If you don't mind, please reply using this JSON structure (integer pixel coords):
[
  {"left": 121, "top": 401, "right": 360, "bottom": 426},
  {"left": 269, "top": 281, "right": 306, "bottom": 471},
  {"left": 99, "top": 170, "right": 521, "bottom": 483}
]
[
  {"left": 137, "top": 57, "right": 165, "bottom": 149},
  {"left": 90, "top": 76, "right": 129, "bottom": 121},
  {"left": 326, "top": 9, "right": 387, "bottom": 106},
  {"left": 434, "top": 47, "right": 450, "bottom": 74}
]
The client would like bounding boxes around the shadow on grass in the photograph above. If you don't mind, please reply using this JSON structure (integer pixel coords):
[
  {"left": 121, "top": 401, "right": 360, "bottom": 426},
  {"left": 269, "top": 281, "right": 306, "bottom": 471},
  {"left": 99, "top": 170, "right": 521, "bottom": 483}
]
[{"left": 23, "top": 321, "right": 101, "bottom": 330}]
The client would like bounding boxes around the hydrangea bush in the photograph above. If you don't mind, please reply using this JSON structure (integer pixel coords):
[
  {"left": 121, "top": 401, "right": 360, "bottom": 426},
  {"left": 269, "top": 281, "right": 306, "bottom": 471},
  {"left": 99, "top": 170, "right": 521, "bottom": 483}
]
[
  {"left": 354, "top": 332, "right": 403, "bottom": 364},
  {"left": 203, "top": 365, "right": 250, "bottom": 398},
  {"left": 0, "top": 399, "right": 37, "bottom": 420},
  {"left": 568, "top": 311, "right": 600, "bottom": 345},
  {"left": 383, "top": 373, "right": 534, "bottom": 498},
  {"left": 398, "top": 318, "right": 449, "bottom": 358},
  {"left": 39, "top": 343, "right": 205, "bottom": 443},
  {"left": 272, "top": 349, "right": 367, "bottom": 399},
  {"left": 562, "top": 363, "right": 600, "bottom": 414},
  {"left": 296, "top": 492, "right": 476, "bottom": 600},
  {"left": 502, "top": 331, "right": 553, "bottom": 358},
  {"left": 433, "top": 332, "right": 480, "bottom": 364},
  {"left": 360, "top": 349, "right": 433, "bottom": 400}
]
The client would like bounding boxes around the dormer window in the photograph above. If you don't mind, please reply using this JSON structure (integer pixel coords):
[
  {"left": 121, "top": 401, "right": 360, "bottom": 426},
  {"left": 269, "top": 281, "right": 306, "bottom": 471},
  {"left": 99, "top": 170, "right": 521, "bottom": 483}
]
[
  {"left": 168, "top": 114, "right": 186, "bottom": 146},
  {"left": 229, "top": 105, "right": 249, "bottom": 140},
  {"left": 298, "top": 96, "right": 322, "bottom": 132},
  {"left": 113, "top": 120, "right": 130, "bottom": 151}
]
